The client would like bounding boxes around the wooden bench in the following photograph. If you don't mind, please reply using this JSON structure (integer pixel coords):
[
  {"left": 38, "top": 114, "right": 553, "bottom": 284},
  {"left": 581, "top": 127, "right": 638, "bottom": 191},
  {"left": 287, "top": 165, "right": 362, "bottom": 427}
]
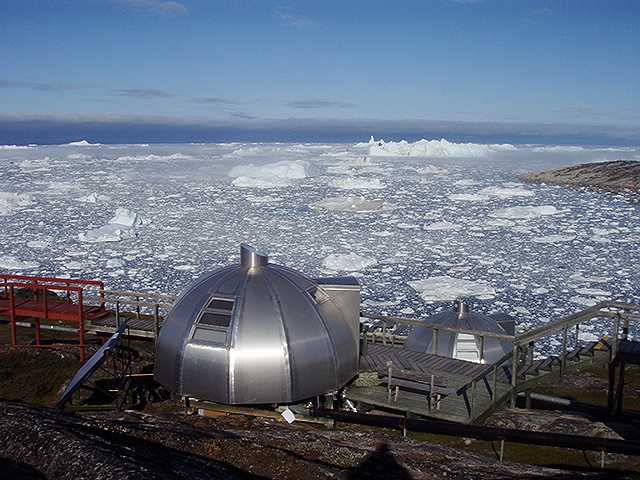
[{"left": 377, "top": 364, "right": 451, "bottom": 411}]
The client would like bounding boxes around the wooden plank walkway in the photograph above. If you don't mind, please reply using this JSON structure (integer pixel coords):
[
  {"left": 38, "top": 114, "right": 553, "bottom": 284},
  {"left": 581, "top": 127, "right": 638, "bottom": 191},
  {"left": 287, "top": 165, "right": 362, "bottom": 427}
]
[{"left": 86, "top": 314, "right": 161, "bottom": 339}]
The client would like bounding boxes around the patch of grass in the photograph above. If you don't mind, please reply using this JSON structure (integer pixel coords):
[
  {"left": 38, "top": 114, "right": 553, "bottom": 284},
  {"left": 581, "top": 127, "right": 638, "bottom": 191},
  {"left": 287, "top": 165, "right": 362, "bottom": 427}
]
[{"left": 0, "top": 349, "right": 83, "bottom": 406}]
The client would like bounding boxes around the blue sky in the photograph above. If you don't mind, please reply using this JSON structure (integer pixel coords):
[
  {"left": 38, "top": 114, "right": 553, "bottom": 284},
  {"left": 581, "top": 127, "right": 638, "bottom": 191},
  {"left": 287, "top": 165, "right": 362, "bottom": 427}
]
[{"left": 1, "top": 0, "right": 639, "bottom": 144}]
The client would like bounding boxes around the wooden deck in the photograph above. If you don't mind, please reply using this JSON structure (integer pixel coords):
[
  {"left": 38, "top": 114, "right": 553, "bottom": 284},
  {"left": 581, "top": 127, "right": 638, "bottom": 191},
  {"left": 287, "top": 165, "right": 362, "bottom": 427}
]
[
  {"left": 349, "top": 344, "right": 509, "bottom": 423},
  {"left": 349, "top": 339, "right": 617, "bottom": 424}
]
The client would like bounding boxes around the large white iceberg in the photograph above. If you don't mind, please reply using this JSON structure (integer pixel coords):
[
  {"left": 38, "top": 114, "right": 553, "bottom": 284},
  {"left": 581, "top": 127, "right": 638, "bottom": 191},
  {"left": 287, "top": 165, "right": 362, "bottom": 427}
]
[
  {"left": 368, "top": 136, "right": 516, "bottom": 158},
  {"left": 79, "top": 208, "right": 148, "bottom": 243},
  {"left": 229, "top": 160, "right": 317, "bottom": 187}
]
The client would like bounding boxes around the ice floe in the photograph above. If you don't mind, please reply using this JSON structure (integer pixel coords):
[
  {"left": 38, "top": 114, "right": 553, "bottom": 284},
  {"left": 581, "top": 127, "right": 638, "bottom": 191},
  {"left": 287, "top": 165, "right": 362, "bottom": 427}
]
[
  {"left": 310, "top": 196, "right": 394, "bottom": 212},
  {"left": 408, "top": 276, "right": 496, "bottom": 302},
  {"left": 0, "top": 192, "right": 35, "bottom": 215},
  {"left": 75, "top": 192, "right": 110, "bottom": 203},
  {"left": 0, "top": 255, "right": 40, "bottom": 270},
  {"left": 490, "top": 206, "right": 559, "bottom": 219},
  {"left": 330, "top": 177, "right": 385, "bottom": 189},
  {"left": 322, "top": 253, "right": 377, "bottom": 272}
]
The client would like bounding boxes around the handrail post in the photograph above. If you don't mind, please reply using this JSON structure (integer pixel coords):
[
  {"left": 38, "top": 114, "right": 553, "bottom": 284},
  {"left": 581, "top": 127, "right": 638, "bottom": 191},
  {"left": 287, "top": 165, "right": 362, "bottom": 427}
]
[
  {"left": 43, "top": 284, "right": 49, "bottom": 319},
  {"left": 492, "top": 364, "right": 498, "bottom": 401},
  {"left": 115, "top": 300, "right": 120, "bottom": 328},
  {"left": 612, "top": 314, "right": 620, "bottom": 360},
  {"left": 479, "top": 335, "right": 485, "bottom": 364},
  {"left": 433, "top": 328, "right": 439, "bottom": 356},
  {"left": 78, "top": 288, "right": 85, "bottom": 361},
  {"left": 561, "top": 325, "right": 568, "bottom": 377},
  {"left": 510, "top": 343, "right": 519, "bottom": 407},
  {"left": 362, "top": 325, "right": 369, "bottom": 356},
  {"left": 9, "top": 285, "right": 17, "bottom": 345},
  {"left": 154, "top": 304, "right": 160, "bottom": 339},
  {"left": 471, "top": 380, "right": 477, "bottom": 419}
]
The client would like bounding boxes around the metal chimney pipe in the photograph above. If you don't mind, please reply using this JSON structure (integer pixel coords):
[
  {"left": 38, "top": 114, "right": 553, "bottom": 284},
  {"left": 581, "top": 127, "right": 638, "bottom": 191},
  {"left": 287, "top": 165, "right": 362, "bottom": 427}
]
[
  {"left": 453, "top": 300, "right": 469, "bottom": 316},
  {"left": 240, "top": 244, "right": 268, "bottom": 268}
]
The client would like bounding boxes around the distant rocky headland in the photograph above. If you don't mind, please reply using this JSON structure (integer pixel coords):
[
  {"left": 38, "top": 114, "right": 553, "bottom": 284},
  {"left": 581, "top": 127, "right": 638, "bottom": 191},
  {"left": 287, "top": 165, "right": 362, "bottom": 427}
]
[{"left": 517, "top": 160, "right": 640, "bottom": 197}]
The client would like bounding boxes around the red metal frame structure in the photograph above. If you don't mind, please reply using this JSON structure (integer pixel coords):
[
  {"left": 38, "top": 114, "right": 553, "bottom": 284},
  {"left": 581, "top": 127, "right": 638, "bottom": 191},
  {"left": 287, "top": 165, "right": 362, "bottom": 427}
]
[{"left": 0, "top": 275, "right": 107, "bottom": 361}]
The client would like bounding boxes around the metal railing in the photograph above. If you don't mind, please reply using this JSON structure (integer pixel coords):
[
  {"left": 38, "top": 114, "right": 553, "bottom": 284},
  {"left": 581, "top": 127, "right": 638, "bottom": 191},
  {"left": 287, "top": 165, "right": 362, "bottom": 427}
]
[{"left": 83, "top": 290, "right": 177, "bottom": 338}]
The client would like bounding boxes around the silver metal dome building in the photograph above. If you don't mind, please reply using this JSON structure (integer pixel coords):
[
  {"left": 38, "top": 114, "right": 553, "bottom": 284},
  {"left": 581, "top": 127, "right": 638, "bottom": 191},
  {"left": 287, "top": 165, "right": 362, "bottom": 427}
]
[
  {"left": 154, "top": 245, "right": 360, "bottom": 405},
  {"left": 404, "top": 301, "right": 513, "bottom": 364}
]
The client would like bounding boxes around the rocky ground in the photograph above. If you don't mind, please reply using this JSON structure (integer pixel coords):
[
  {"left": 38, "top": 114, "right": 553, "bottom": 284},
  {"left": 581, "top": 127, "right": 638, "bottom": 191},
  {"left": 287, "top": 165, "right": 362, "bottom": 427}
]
[
  {"left": 517, "top": 160, "right": 640, "bottom": 196},
  {"left": 2, "top": 398, "right": 640, "bottom": 480}
]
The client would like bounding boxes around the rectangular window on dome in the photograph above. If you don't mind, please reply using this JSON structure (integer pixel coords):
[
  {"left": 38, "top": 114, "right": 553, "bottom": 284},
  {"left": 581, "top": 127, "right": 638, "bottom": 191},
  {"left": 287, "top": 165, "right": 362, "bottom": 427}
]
[
  {"left": 206, "top": 298, "right": 234, "bottom": 311},
  {"left": 192, "top": 327, "right": 227, "bottom": 344},
  {"left": 198, "top": 312, "right": 231, "bottom": 327}
]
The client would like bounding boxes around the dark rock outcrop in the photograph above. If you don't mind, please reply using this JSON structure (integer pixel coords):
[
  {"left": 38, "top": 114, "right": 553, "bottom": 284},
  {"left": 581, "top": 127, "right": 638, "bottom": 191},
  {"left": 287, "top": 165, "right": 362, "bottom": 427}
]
[
  {"left": 1, "top": 401, "right": 639, "bottom": 479},
  {"left": 517, "top": 160, "right": 640, "bottom": 194}
]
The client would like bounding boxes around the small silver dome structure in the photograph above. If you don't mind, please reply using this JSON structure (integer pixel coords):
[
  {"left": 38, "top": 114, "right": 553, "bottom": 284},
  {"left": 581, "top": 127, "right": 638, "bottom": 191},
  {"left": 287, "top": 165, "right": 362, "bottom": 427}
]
[
  {"left": 154, "top": 244, "right": 360, "bottom": 405},
  {"left": 404, "top": 301, "right": 513, "bottom": 364}
]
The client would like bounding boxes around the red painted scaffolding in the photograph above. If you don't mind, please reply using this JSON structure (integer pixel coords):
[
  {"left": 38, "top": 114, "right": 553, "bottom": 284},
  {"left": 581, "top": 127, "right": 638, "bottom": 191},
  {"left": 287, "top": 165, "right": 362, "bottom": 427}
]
[{"left": 0, "top": 275, "right": 109, "bottom": 360}]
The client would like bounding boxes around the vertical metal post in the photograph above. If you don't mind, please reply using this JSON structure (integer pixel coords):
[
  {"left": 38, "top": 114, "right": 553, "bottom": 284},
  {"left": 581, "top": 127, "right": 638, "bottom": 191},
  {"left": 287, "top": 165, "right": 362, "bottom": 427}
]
[
  {"left": 154, "top": 304, "right": 160, "bottom": 339},
  {"left": 561, "top": 325, "right": 568, "bottom": 376},
  {"left": 492, "top": 364, "right": 498, "bottom": 401},
  {"left": 386, "top": 361, "right": 393, "bottom": 403},
  {"left": 612, "top": 314, "right": 620, "bottom": 360},
  {"left": 510, "top": 343, "right": 518, "bottom": 407},
  {"left": 78, "top": 288, "right": 85, "bottom": 361},
  {"left": 433, "top": 328, "right": 439, "bottom": 356},
  {"left": 115, "top": 300, "right": 120, "bottom": 328},
  {"left": 9, "top": 285, "right": 17, "bottom": 346},
  {"left": 136, "top": 296, "right": 141, "bottom": 319},
  {"left": 479, "top": 335, "right": 484, "bottom": 364},
  {"left": 362, "top": 325, "right": 369, "bottom": 356},
  {"left": 471, "top": 380, "right": 477, "bottom": 420}
]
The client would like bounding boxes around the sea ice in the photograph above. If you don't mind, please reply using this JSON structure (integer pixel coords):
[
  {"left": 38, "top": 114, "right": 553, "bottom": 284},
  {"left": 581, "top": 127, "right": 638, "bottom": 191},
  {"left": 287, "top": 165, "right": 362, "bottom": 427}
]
[
  {"left": 75, "top": 192, "right": 110, "bottom": 203},
  {"left": 330, "top": 177, "right": 385, "bottom": 189},
  {"left": 310, "top": 196, "right": 394, "bottom": 212},
  {"left": 322, "top": 253, "right": 377, "bottom": 272},
  {"left": 490, "top": 206, "right": 558, "bottom": 219},
  {"left": 0, "top": 255, "right": 40, "bottom": 270},
  {"left": 0, "top": 192, "right": 35, "bottom": 215},
  {"left": 408, "top": 276, "right": 496, "bottom": 302},
  {"left": 79, "top": 208, "right": 148, "bottom": 243},
  {"left": 0, "top": 139, "right": 638, "bottom": 355},
  {"left": 479, "top": 186, "right": 534, "bottom": 198},
  {"left": 229, "top": 160, "right": 317, "bottom": 188}
]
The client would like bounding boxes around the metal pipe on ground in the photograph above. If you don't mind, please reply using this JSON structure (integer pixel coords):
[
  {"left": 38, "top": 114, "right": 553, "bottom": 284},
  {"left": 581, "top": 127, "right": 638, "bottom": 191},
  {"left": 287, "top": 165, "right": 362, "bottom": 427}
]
[
  {"left": 312, "top": 408, "right": 640, "bottom": 456},
  {"left": 516, "top": 392, "right": 640, "bottom": 422}
]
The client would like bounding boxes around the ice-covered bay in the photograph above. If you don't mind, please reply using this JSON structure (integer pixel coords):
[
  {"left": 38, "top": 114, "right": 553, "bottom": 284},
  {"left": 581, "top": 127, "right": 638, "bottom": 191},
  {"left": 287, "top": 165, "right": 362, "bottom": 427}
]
[{"left": 1, "top": 138, "right": 639, "bottom": 354}]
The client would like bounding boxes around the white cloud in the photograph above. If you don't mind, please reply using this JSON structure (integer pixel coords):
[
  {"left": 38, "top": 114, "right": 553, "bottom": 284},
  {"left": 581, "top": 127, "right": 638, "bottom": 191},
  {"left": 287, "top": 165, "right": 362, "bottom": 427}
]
[{"left": 114, "top": 0, "right": 189, "bottom": 16}]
